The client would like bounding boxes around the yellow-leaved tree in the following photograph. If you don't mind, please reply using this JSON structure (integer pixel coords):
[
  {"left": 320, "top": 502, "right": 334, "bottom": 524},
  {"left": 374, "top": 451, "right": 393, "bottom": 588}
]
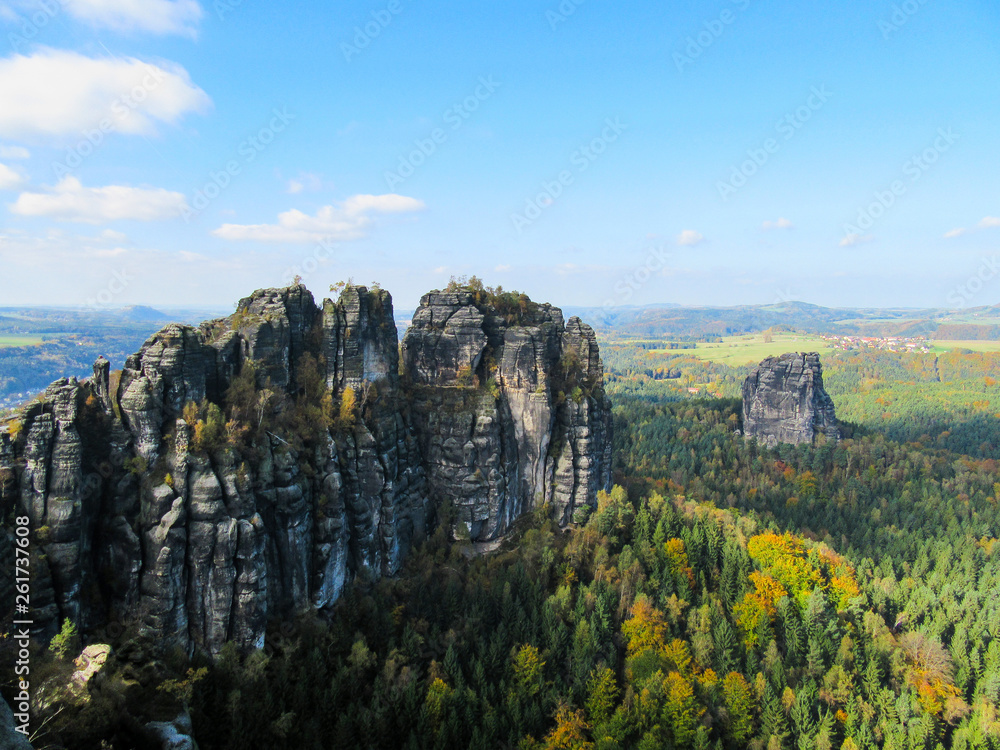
[{"left": 543, "top": 703, "right": 593, "bottom": 750}]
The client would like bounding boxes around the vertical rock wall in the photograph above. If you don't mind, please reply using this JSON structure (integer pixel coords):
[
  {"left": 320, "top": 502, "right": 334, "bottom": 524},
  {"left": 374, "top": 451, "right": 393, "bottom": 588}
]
[
  {"left": 741, "top": 352, "right": 840, "bottom": 447},
  {"left": 0, "top": 284, "right": 612, "bottom": 656}
]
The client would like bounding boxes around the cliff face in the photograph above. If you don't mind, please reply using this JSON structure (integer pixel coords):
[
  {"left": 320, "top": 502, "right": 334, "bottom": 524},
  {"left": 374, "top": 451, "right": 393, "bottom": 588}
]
[
  {"left": 741, "top": 352, "right": 840, "bottom": 447},
  {"left": 0, "top": 284, "right": 612, "bottom": 656},
  {"left": 401, "top": 291, "right": 613, "bottom": 539}
]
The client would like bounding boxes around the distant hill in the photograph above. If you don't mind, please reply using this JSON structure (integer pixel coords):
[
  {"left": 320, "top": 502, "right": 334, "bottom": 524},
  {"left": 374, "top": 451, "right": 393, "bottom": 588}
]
[
  {"left": 113, "top": 305, "right": 171, "bottom": 323},
  {"left": 581, "top": 301, "right": 1000, "bottom": 340}
]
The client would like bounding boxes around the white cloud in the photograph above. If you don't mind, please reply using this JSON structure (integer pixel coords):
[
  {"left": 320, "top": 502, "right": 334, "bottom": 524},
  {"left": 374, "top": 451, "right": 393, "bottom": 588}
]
[
  {"left": 0, "top": 145, "right": 29, "bottom": 159},
  {"left": 839, "top": 233, "right": 873, "bottom": 247},
  {"left": 0, "top": 163, "right": 23, "bottom": 190},
  {"left": 0, "top": 49, "right": 210, "bottom": 140},
  {"left": 677, "top": 229, "right": 704, "bottom": 246},
  {"left": 11, "top": 177, "right": 188, "bottom": 223},
  {"left": 494, "top": 264, "right": 511, "bottom": 272},
  {"left": 979, "top": 217, "right": 1000, "bottom": 229},
  {"left": 64, "top": 0, "right": 203, "bottom": 36},
  {"left": 212, "top": 194, "right": 426, "bottom": 243},
  {"left": 944, "top": 228, "right": 967, "bottom": 239},
  {"left": 762, "top": 218, "right": 793, "bottom": 230}
]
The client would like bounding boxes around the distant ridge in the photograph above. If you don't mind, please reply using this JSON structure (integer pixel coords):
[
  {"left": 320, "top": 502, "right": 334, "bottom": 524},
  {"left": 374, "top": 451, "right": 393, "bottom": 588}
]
[
  {"left": 569, "top": 301, "right": 1000, "bottom": 340},
  {"left": 113, "top": 305, "right": 171, "bottom": 323}
]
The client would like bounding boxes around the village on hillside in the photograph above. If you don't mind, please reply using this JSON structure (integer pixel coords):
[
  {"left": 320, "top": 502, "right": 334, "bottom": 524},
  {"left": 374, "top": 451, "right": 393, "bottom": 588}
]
[{"left": 819, "top": 334, "right": 932, "bottom": 353}]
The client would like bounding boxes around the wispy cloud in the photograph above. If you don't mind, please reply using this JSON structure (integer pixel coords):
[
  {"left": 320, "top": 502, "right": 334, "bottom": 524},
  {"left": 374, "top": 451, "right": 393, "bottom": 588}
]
[
  {"left": 0, "top": 144, "right": 28, "bottom": 159},
  {"left": 942, "top": 217, "right": 999, "bottom": 238},
  {"left": 62, "top": 0, "right": 203, "bottom": 37},
  {"left": 677, "top": 229, "right": 704, "bottom": 246},
  {"left": 286, "top": 172, "right": 323, "bottom": 194},
  {"left": 0, "top": 162, "right": 23, "bottom": 190},
  {"left": 762, "top": 217, "right": 793, "bottom": 230},
  {"left": 212, "top": 194, "right": 425, "bottom": 243},
  {"left": 840, "top": 233, "right": 873, "bottom": 247},
  {"left": 11, "top": 177, "right": 189, "bottom": 222},
  {"left": 0, "top": 49, "right": 210, "bottom": 140}
]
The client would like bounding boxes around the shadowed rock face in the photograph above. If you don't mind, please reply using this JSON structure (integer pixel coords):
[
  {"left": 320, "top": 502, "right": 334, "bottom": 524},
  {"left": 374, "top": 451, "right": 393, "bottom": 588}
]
[
  {"left": 741, "top": 352, "right": 840, "bottom": 447},
  {"left": 0, "top": 695, "right": 33, "bottom": 750},
  {"left": 0, "top": 284, "right": 612, "bottom": 656}
]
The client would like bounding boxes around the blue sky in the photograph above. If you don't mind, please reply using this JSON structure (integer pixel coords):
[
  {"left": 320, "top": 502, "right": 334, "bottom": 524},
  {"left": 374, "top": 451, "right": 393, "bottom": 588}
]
[{"left": 0, "top": 0, "right": 998, "bottom": 312}]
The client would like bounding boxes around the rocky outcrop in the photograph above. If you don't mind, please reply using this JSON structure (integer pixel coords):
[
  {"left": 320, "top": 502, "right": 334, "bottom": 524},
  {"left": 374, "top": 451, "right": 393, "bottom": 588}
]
[
  {"left": 0, "top": 696, "right": 32, "bottom": 750},
  {"left": 402, "top": 290, "right": 613, "bottom": 538},
  {"left": 741, "top": 352, "right": 840, "bottom": 447},
  {"left": 145, "top": 710, "right": 196, "bottom": 750},
  {"left": 0, "top": 284, "right": 611, "bottom": 657}
]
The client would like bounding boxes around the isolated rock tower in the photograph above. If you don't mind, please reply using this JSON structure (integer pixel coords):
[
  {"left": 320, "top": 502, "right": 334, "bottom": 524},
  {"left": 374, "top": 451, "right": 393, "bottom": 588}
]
[{"left": 741, "top": 352, "right": 840, "bottom": 447}]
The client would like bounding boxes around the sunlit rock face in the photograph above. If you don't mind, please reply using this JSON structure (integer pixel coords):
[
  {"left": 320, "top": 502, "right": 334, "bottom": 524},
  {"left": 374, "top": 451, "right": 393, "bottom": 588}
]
[
  {"left": 1, "top": 284, "right": 612, "bottom": 656},
  {"left": 402, "top": 290, "right": 613, "bottom": 540}
]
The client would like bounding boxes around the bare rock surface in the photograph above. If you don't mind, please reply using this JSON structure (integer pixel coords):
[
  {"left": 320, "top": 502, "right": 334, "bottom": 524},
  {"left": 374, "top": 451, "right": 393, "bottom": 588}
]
[
  {"left": 0, "top": 284, "right": 612, "bottom": 656},
  {"left": 742, "top": 352, "right": 840, "bottom": 447}
]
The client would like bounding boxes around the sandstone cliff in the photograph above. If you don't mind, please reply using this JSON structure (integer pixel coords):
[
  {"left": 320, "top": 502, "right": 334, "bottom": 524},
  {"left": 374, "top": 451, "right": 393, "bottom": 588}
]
[
  {"left": 402, "top": 290, "right": 613, "bottom": 538},
  {"left": 741, "top": 352, "right": 840, "bottom": 447},
  {"left": 0, "top": 284, "right": 612, "bottom": 656}
]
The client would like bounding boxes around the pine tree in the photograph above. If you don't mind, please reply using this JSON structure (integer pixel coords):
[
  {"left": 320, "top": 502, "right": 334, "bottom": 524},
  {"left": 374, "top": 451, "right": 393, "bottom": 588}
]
[
  {"left": 761, "top": 683, "right": 791, "bottom": 750},
  {"left": 713, "top": 616, "right": 741, "bottom": 676}
]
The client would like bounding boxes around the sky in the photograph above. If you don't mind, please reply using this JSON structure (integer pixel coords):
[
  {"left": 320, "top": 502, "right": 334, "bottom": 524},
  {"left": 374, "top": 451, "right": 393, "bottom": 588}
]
[{"left": 0, "top": 0, "right": 998, "bottom": 313}]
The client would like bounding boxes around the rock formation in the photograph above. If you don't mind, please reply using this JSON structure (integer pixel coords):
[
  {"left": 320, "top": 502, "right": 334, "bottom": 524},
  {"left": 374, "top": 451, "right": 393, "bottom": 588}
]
[
  {"left": 0, "top": 284, "right": 612, "bottom": 656},
  {"left": 402, "top": 290, "right": 613, "bottom": 537},
  {"left": 741, "top": 352, "right": 839, "bottom": 447},
  {"left": 0, "top": 696, "right": 32, "bottom": 750}
]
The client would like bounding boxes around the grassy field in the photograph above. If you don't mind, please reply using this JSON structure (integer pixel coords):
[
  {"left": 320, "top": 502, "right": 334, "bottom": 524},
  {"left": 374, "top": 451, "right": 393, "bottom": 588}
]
[
  {"left": 0, "top": 335, "right": 45, "bottom": 348},
  {"left": 929, "top": 340, "right": 1000, "bottom": 353},
  {"left": 660, "top": 332, "right": 837, "bottom": 365}
]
